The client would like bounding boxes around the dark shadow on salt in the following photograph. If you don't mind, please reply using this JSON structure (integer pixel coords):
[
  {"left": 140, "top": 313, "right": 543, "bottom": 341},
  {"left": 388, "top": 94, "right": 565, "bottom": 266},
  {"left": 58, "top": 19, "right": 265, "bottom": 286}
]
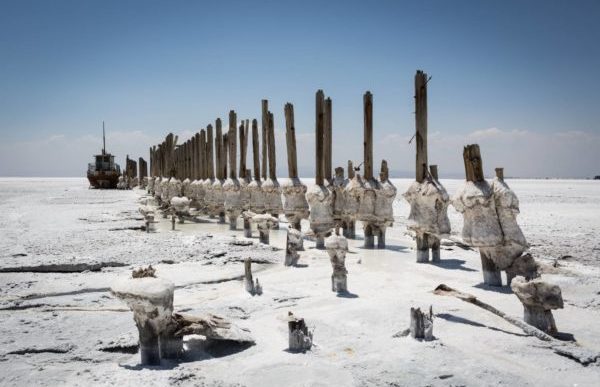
[
  {"left": 431, "top": 259, "right": 477, "bottom": 272},
  {"left": 384, "top": 245, "right": 409, "bottom": 252},
  {"left": 337, "top": 291, "right": 359, "bottom": 299},
  {"left": 183, "top": 338, "right": 254, "bottom": 361},
  {"left": 437, "top": 313, "right": 528, "bottom": 338},
  {"left": 293, "top": 264, "right": 309, "bottom": 268},
  {"left": 473, "top": 283, "right": 513, "bottom": 294}
]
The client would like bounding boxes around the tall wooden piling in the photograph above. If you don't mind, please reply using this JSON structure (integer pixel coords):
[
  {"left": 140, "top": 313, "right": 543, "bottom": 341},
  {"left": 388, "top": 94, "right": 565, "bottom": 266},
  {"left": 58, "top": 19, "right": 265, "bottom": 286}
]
[
  {"left": 348, "top": 160, "right": 355, "bottom": 179},
  {"left": 261, "top": 100, "right": 269, "bottom": 180},
  {"left": 284, "top": 103, "right": 298, "bottom": 178},
  {"left": 229, "top": 110, "right": 237, "bottom": 179},
  {"left": 199, "top": 130, "right": 206, "bottom": 180},
  {"left": 268, "top": 112, "right": 276, "bottom": 180},
  {"left": 252, "top": 119, "right": 260, "bottom": 181},
  {"left": 215, "top": 119, "right": 223, "bottom": 180},
  {"left": 324, "top": 97, "right": 333, "bottom": 181},
  {"left": 222, "top": 133, "right": 228, "bottom": 179},
  {"left": 363, "top": 91, "right": 373, "bottom": 180},
  {"left": 429, "top": 164, "right": 438, "bottom": 180},
  {"left": 415, "top": 70, "right": 428, "bottom": 183},
  {"left": 239, "top": 121, "right": 248, "bottom": 179},
  {"left": 315, "top": 90, "right": 325, "bottom": 185},
  {"left": 207, "top": 125, "right": 214, "bottom": 179}
]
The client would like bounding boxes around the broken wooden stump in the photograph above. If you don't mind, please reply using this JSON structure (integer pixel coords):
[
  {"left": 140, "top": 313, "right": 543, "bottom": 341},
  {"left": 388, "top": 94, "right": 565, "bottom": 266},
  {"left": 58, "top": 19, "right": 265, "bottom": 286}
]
[
  {"left": 288, "top": 312, "right": 313, "bottom": 352},
  {"left": 325, "top": 234, "right": 349, "bottom": 294},
  {"left": 410, "top": 306, "right": 434, "bottom": 341},
  {"left": 244, "top": 258, "right": 262, "bottom": 296},
  {"left": 111, "top": 277, "right": 176, "bottom": 365},
  {"left": 285, "top": 227, "right": 303, "bottom": 266},
  {"left": 511, "top": 276, "right": 563, "bottom": 336}
]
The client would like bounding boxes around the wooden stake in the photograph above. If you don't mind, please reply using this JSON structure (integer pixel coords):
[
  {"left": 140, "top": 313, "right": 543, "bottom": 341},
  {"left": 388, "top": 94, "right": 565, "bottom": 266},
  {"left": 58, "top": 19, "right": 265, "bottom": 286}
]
[
  {"left": 324, "top": 97, "right": 332, "bottom": 181},
  {"left": 261, "top": 100, "right": 268, "bottom": 180},
  {"left": 229, "top": 110, "right": 237, "bottom": 179},
  {"left": 315, "top": 90, "right": 325, "bottom": 185},
  {"left": 239, "top": 121, "right": 247, "bottom": 178},
  {"left": 252, "top": 119, "right": 260, "bottom": 181},
  {"left": 429, "top": 164, "right": 438, "bottom": 180},
  {"left": 268, "top": 112, "right": 276, "bottom": 180},
  {"left": 348, "top": 160, "right": 355, "bottom": 179},
  {"left": 200, "top": 130, "right": 206, "bottom": 180},
  {"left": 363, "top": 91, "right": 373, "bottom": 180},
  {"left": 495, "top": 167, "right": 504, "bottom": 180},
  {"left": 215, "top": 119, "right": 223, "bottom": 179},
  {"left": 415, "top": 70, "right": 428, "bottom": 183},
  {"left": 284, "top": 103, "right": 298, "bottom": 178},
  {"left": 222, "top": 133, "right": 228, "bottom": 179},
  {"left": 207, "top": 125, "right": 214, "bottom": 179}
]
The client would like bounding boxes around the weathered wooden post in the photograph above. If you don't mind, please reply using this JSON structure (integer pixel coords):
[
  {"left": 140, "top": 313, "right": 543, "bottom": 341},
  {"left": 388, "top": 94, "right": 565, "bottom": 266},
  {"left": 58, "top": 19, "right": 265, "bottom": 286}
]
[
  {"left": 261, "top": 100, "right": 268, "bottom": 181},
  {"left": 247, "top": 119, "right": 266, "bottom": 237},
  {"left": 244, "top": 258, "right": 262, "bottom": 296},
  {"left": 307, "top": 90, "right": 334, "bottom": 249},
  {"left": 323, "top": 97, "right": 333, "bottom": 183},
  {"left": 211, "top": 119, "right": 226, "bottom": 223},
  {"left": 224, "top": 110, "right": 242, "bottom": 230},
  {"left": 263, "top": 110, "right": 282, "bottom": 228},
  {"left": 353, "top": 91, "right": 381, "bottom": 248},
  {"left": 325, "top": 234, "right": 349, "bottom": 294},
  {"left": 403, "top": 70, "right": 451, "bottom": 262},
  {"left": 239, "top": 120, "right": 252, "bottom": 231},
  {"left": 282, "top": 102, "right": 309, "bottom": 231},
  {"left": 288, "top": 312, "right": 313, "bottom": 352},
  {"left": 202, "top": 125, "right": 215, "bottom": 216},
  {"left": 409, "top": 306, "right": 434, "bottom": 341}
]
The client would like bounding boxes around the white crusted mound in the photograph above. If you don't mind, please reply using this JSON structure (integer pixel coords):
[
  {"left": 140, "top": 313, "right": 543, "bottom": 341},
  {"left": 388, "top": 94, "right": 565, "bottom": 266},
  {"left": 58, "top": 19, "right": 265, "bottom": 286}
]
[
  {"left": 491, "top": 177, "right": 528, "bottom": 248},
  {"left": 403, "top": 180, "right": 450, "bottom": 237},
  {"left": 452, "top": 181, "right": 503, "bottom": 247},
  {"left": 262, "top": 178, "right": 283, "bottom": 213},
  {"left": 282, "top": 178, "right": 309, "bottom": 220},
  {"left": 376, "top": 179, "right": 397, "bottom": 225},
  {"left": 510, "top": 276, "right": 564, "bottom": 310},
  {"left": 306, "top": 184, "right": 334, "bottom": 233}
]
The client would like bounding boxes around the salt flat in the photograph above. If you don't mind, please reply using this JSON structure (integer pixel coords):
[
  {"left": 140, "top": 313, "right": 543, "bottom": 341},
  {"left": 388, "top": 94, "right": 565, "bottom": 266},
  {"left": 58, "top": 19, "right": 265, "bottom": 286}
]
[{"left": 0, "top": 178, "right": 599, "bottom": 386}]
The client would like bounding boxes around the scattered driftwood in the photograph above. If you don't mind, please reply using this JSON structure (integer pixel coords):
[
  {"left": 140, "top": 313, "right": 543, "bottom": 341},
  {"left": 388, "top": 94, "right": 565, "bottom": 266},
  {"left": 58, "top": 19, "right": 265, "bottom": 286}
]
[
  {"left": 288, "top": 312, "right": 313, "bottom": 352},
  {"left": 433, "top": 284, "right": 600, "bottom": 365}
]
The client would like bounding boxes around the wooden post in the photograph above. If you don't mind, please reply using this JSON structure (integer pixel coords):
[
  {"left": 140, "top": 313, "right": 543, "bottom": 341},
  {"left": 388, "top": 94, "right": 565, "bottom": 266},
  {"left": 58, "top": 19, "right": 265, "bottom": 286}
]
[
  {"left": 315, "top": 90, "right": 325, "bottom": 185},
  {"left": 415, "top": 70, "right": 428, "bottom": 183},
  {"left": 215, "top": 119, "right": 223, "bottom": 180},
  {"left": 252, "top": 119, "right": 260, "bottom": 181},
  {"left": 463, "top": 144, "right": 484, "bottom": 182},
  {"left": 261, "top": 100, "right": 269, "bottom": 180},
  {"left": 229, "top": 110, "right": 237, "bottom": 179},
  {"left": 495, "top": 167, "right": 504, "bottom": 180},
  {"left": 222, "top": 133, "right": 228, "bottom": 179},
  {"left": 409, "top": 306, "right": 434, "bottom": 341},
  {"left": 199, "top": 130, "right": 206, "bottom": 180},
  {"left": 285, "top": 103, "right": 298, "bottom": 178},
  {"left": 239, "top": 121, "right": 247, "bottom": 178},
  {"left": 268, "top": 112, "right": 276, "bottom": 180},
  {"left": 324, "top": 97, "right": 332, "bottom": 181},
  {"left": 363, "top": 91, "right": 373, "bottom": 180},
  {"left": 207, "top": 125, "right": 214, "bottom": 179},
  {"left": 244, "top": 258, "right": 254, "bottom": 294},
  {"left": 429, "top": 164, "right": 438, "bottom": 180},
  {"left": 348, "top": 160, "right": 355, "bottom": 179}
]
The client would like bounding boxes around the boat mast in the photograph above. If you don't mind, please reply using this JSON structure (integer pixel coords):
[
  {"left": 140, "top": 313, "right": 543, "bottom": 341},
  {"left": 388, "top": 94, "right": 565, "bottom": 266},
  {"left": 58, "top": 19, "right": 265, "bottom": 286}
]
[{"left": 102, "top": 121, "right": 106, "bottom": 155}]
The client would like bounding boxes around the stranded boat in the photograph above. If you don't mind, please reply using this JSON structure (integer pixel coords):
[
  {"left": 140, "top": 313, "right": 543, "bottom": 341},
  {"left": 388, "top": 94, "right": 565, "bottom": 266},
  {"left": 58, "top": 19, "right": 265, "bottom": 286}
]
[{"left": 87, "top": 122, "right": 121, "bottom": 189}]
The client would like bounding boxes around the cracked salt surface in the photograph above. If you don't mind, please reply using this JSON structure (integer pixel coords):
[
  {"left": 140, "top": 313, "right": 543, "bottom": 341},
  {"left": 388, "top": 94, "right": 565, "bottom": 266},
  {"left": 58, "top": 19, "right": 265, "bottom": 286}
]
[{"left": 0, "top": 177, "right": 599, "bottom": 386}]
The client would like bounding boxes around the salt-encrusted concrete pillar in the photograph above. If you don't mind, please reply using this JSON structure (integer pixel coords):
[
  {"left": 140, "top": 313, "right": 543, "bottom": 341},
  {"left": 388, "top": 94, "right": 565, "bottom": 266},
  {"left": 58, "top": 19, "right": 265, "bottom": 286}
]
[
  {"left": 307, "top": 90, "right": 334, "bottom": 249},
  {"left": 285, "top": 227, "right": 303, "bottom": 266},
  {"left": 374, "top": 160, "right": 396, "bottom": 248},
  {"left": 325, "top": 234, "right": 349, "bottom": 294},
  {"left": 111, "top": 277, "right": 177, "bottom": 365},
  {"left": 452, "top": 144, "right": 504, "bottom": 286},
  {"left": 511, "top": 276, "right": 563, "bottom": 335},
  {"left": 223, "top": 110, "right": 242, "bottom": 230},
  {"left": 282, "top": 103, "right": 309, "bottom": 231}
]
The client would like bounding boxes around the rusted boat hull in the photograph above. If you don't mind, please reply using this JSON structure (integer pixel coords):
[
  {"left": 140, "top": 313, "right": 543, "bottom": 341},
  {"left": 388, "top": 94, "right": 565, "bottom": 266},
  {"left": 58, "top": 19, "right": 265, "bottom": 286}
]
[{"left": 87, "top": 171, "right": 120, "bottom": 189}]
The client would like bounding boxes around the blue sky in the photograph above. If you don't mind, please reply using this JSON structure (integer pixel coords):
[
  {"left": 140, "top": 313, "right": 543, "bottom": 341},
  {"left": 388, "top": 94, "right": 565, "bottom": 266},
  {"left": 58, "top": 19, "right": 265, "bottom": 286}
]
[{"left": 1, "top": 0, "right": 599, "bottom": 177}]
